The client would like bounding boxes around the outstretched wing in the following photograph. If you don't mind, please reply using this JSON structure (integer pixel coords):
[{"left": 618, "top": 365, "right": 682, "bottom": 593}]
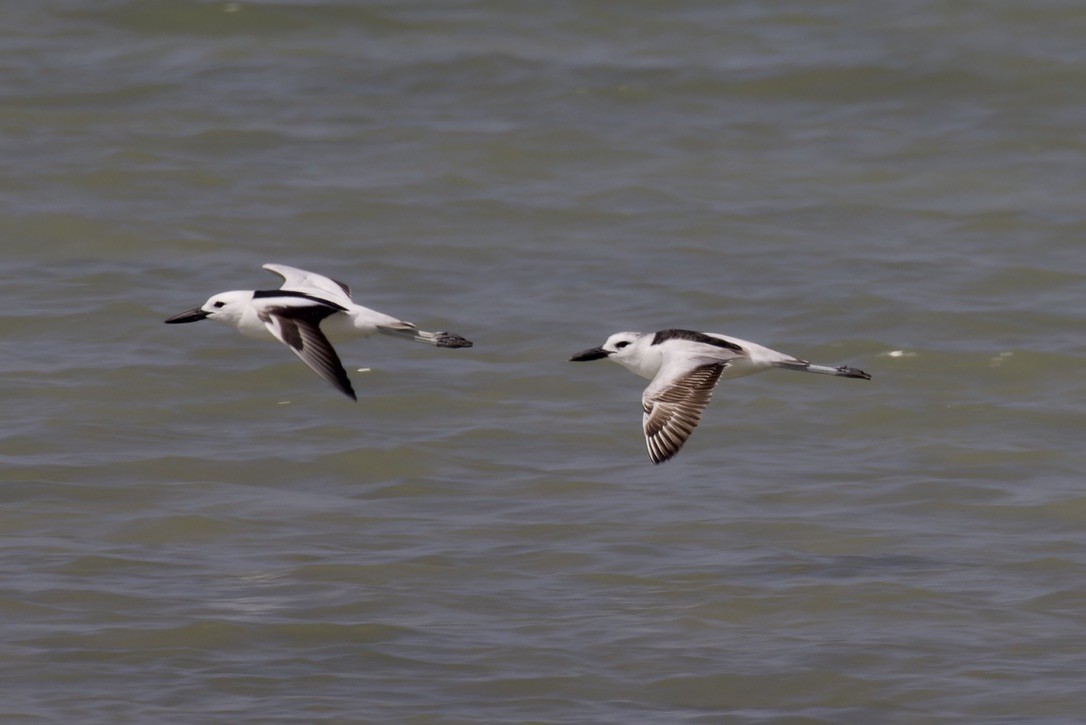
[
  {"left": 263, "top": 263, "right": 354, "bottom": 308},
  {"left": 641, "top": 361, "right": 727, "bottom": 464},
  {"left": 257, "top": 300, "right": 356, "bottom": 401}
]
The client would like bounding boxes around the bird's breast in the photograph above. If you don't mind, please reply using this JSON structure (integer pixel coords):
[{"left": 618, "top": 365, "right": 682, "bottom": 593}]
[
  {"left": 235, "top": 318, "right": 276, "bottom": 340},
  {"left": 616, "top": 357, "right": 661, "bottom": 381}
]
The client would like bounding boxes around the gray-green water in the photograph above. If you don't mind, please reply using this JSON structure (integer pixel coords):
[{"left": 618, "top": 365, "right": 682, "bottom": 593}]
[{"left": 3, "top": 2, "right": 1085, "bottom": 722}]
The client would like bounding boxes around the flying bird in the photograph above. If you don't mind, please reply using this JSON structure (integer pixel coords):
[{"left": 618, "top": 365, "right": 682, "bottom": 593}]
[
  {"left": 165, "top": 263, "right": 472, "bottom": 400},
  {"left": 570, "top": 328, "right": 870, "bottom": 464}
]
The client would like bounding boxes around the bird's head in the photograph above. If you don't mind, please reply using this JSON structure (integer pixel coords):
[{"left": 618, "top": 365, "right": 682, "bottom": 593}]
[
  {"left": 569, "top": 332, "right": 646, "bottom": 365},
  {"left": 164, "top": 290, "right": 252, "bottom": 326}
]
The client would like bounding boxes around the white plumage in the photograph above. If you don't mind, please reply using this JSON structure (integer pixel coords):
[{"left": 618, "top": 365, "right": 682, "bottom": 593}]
[
  {"left": 570, "top": 328, "right": 870, "bottom": 464},
  {"left": 165, "top": 263, "right": 472, "bottom": 400}
]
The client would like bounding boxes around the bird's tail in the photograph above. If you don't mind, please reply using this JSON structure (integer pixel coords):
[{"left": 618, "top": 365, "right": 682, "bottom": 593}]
[
  {"left": 377, "top": 322, "right": 473, "bottom": 348},
  {"left": 773, "top": 358, "right": 871, "bottom": 380}
]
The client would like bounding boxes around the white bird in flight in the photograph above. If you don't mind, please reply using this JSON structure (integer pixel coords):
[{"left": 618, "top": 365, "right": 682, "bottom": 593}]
[
  {"left": 165, "top": 263, "right": 472, "bottom": 400},
  {"left": 570, "top": 328, "right": 870, "bottom": 464}
]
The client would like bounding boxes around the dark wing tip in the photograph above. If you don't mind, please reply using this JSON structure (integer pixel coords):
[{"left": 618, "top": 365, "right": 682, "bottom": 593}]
[
  {"left": 300, "top": 333, "right": 357, "bottom": 401},
  {"left": 644, "top": 414, "right": 692, "bottom": 464},
  {"left": 265, "top": 307, "right": 358, "bottom": 401},
  {"left": 641, "top": 362, "right": 726, "bottom": 465},
  {"left": 647, "top": 439, "right": 676, "bottom": 465}
]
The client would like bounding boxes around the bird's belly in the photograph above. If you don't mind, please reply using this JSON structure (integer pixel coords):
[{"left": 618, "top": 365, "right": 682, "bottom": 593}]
[
  {"left": 320, "top": 312, "right": 369, "bottom": 340},
  {"left": 720, "top": 357, "right": 771, "bottom": 380}
]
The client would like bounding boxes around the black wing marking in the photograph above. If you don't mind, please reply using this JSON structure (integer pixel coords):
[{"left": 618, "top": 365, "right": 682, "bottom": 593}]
[
  {"left": 253, "top": 290, "right": 348, "bottom": 310},
  {"left": 260, "top": 305, "right": 356, "bottom": 400},
  {"left": 650, "top": 329, "right": 744, "bottom": 352}
]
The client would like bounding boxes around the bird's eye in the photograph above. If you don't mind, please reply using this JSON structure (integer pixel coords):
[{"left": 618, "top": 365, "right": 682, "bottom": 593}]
[
  {"left": 212, "top": 301, "right": 225, "bottom": 309},
  {"left": 615, "top": 341, "right": 630, "bottom": 349}
]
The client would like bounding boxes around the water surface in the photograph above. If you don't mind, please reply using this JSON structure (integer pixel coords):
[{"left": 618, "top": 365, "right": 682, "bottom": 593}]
[{"left": 2, "top": 1, "right": 1085, "bottom": 722}]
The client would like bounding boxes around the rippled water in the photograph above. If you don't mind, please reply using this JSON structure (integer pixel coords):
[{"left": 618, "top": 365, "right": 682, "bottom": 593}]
[{"left": 2, "top": 1, "right": 1085, "bottom": 722}]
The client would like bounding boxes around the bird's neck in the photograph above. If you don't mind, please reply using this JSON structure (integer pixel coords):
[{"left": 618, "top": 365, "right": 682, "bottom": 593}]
[{"left": 616, "top": 346, "right": 663, "bottom": 380}]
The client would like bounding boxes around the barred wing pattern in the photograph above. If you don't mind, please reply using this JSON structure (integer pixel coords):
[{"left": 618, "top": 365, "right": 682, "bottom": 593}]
[{"left": 641, "top": 361, "right": 727, "bottom": 464}]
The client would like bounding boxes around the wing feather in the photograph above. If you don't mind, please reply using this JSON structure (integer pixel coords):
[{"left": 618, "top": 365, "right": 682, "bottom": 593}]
[
  {"left": 641, "top": 362, "right": 726, "bottom": 464},
  {"left": 259, "top": 304, "right": 357, "bottom": 400},
  {"left": 263, "top": 263, "right": 353, "bottom": 307}
]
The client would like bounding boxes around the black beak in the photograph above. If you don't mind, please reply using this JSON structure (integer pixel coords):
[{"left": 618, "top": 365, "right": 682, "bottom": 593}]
[
  {"left": 164, "top": 307, "right": 211, "bottom": 324},
  {"left": 569, "top": 347, "right": 611, "bottom": 362}
]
